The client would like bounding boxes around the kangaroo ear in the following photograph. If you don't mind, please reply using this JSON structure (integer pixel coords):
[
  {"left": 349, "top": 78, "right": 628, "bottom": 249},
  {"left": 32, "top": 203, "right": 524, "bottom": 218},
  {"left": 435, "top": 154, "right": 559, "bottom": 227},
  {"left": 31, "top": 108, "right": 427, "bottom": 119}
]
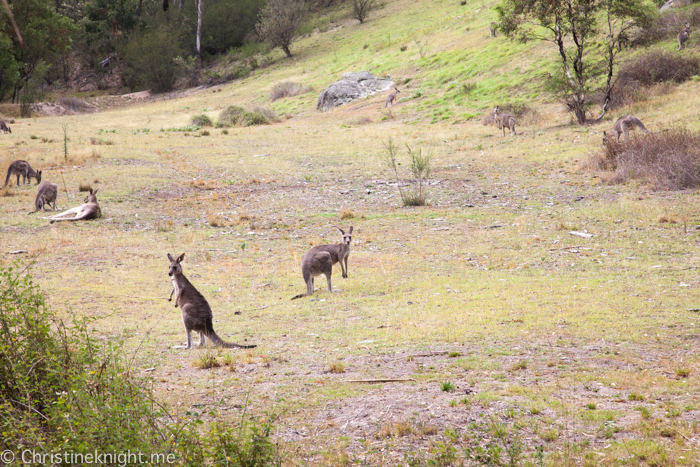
[
  {"left": 348, "top": 226, "right": 353, "bottom": 234},
  {"left": 336, "top": 226, "right": 345, "bottom": 235},
  {"left": 92, "top": 188, "right": 99, "bottom": 195},
  {"left": 177, "top": 253, "right": 185, "bottom": 263},
  {"left": 167, "top": 253, "right": 175, "bottom": 262}
]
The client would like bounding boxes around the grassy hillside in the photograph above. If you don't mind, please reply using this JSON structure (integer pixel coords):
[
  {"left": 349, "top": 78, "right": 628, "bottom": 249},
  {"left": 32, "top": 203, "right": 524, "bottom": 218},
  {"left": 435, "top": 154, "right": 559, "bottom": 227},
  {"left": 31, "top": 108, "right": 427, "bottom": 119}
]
[{"left": 1, "top": 0, "right": 700, "bottom": 465}]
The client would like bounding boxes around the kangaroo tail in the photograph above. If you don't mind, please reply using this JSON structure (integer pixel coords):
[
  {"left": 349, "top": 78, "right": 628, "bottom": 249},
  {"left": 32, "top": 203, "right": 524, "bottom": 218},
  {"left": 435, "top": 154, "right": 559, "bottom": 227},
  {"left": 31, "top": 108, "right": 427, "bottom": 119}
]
[
  {"left": 291, "top": 293, "right": 306, "bottom": 300},
  {"left": 2, "top": 167, "right": 10, "bottom": 188},
  {"left": 207, "top": 330, "right": 256, "bottom": 349}
]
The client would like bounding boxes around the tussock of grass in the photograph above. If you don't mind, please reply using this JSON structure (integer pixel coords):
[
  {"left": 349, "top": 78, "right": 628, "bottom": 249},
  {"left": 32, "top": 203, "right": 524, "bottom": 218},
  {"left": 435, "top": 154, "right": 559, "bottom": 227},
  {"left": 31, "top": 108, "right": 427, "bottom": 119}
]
[
  {"left": 78, "top": 182, "right": 92, "bottom": 192},
  {"left": 591, "top": 130, "right": 700, "bottom": 190},
  {"left": 339, "top": 209, "right": 355, "bottom": 219},
  {"left": 270, "top": 81, "right": 313, "bottom": 101},
  {"left": 193, "top": 350, "right": 221, "bottom": 370},
  {"left": 328, "top": 362, "right": 346, "bottom": 373},
  {"left": 90, "top": 137, "right": 114, "bottom": 145}
]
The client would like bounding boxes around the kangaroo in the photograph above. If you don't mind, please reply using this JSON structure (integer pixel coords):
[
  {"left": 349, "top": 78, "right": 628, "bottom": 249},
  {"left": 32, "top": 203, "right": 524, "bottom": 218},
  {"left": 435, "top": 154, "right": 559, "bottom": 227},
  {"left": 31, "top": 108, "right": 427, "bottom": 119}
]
[
  {"left": 489, "top": 22, "right": 498, "bottom": 37},
  {"left": 43, "top": 188, "right": 101, "bottom": 223},
  {"left": 603, "top": 115, "right": 650, "bottom": 143},
  {"left": 0, "top": 121, "right": 11, "bottom": 133},
  {"left": 678, "top": 22, "right": 691, "bottom": 51},
  {"left": 29, "top": 181, "right": 58, "bottom": 214},
  {"left": 3, "top": 160, "right": 41, "bottom": 188},
  {"left": 384, "top": 88, "right": 400, "bottom": 108},
  {"left": 167, "top": 253, "right": 256, "bottom": 350},
  {"left": 493, "top": 106, "right": 517, "bottom": 137},
  {"left": 292, "top": 226, "right": 353, "bottom": 300}
]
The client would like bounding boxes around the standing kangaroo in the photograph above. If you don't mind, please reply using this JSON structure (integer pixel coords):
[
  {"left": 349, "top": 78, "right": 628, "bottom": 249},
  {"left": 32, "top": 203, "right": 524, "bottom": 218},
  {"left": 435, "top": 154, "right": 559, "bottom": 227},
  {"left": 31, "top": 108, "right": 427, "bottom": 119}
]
[
  {"left": 678, "top": 23, "right": 691, "bottom": 51},
  {"left": 489, "top": 22, "right": 498, "bottom": 37},
  {"left": 167, "top": 253, "right": 256, "bottom": 350},
  {"left": 385, "top": 88, "right": 400, "bottom": 108},
  {"left": 603, "top": 115, "right": 650, "bottom": 143},
  {"left": 29, "top": 181, "right": 58, "bottom": 214},
  {"left": 0, "top": 121, "right": 11, "bottom": 133},
  {"left": 493, "top": 106, "right": 517, "bottom": 137},
  {"left": 292, "top": 226, "right": 353, "bottom": 300},
  {"left": 3, "top": 160, "right": 41, "bottom": 188},
  {"left": 44, "top": 188, "right": 101, "bottom": 223}
]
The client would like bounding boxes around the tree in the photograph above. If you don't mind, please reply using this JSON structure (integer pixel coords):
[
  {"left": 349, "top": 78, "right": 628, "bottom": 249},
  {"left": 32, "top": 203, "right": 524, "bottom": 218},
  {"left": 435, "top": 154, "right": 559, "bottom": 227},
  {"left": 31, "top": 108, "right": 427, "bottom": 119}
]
[
  {"left": 496, "top": 0, "right": 655, "bottom": 124},
  {"left": 255, "top": 0, "right": 307, "bottom": 58},
  {"left": 351, "top": 0, "right": 375, "bottom": 24},
  {"left": 0, "top": 0, "right": 74, "bottom": 101}
]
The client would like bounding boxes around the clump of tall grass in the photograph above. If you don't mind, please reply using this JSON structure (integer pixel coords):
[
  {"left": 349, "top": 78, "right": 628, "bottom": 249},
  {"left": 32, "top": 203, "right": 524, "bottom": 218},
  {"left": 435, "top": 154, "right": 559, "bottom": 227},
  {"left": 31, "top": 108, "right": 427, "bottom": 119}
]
[
  {"left": 589, "top": 129, "right": 700, "bottom": 190},
  {"left": 269, "top": 81, "right": 313, "bottom": 101},
  {"left": 383, "top": 137, "right": 431, "bottom": 206}
]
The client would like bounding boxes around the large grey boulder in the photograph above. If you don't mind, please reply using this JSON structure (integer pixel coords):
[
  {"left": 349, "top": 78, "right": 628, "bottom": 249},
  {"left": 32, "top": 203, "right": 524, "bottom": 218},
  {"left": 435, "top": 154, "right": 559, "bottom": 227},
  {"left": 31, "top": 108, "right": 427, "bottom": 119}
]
[{"left": 316, "top": 71, "right": 394, "bottom": 111}]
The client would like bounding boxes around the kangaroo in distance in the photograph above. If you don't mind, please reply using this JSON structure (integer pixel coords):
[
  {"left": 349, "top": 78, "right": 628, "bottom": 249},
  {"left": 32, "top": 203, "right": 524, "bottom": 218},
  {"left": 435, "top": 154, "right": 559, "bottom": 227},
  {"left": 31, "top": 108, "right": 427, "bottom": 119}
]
[
  {"left": 493, "top": 106, "right": 517, "bottom": 137},
  {"left": 44, "top": 188, "right": 101, "bottom": 223},
  {"left": 603, "top": 115, "right": 650, "bottom": 143},
  {"left": 489, "top": 22, "right": 498, "bottom": 37},
  {"left": 678, "top": 22, "right": 691, "bottom": 51},
  {"left": 3, "top": 160, "right": 41, "bottom": 188},
  {"left": 29, "top": 181, "right": 58, "bottom": 214},
  {"left": 385, "top": 88, "right": 400, "bottom": 108},
  {"left": 292, "top": 226, "right": 353, "bottom": 300},
  {"left": 167, "top": 253, "right": 256, "bottom": 350},
  {"left": 0, "top": 121, "right": 11, "bottom": 133}
]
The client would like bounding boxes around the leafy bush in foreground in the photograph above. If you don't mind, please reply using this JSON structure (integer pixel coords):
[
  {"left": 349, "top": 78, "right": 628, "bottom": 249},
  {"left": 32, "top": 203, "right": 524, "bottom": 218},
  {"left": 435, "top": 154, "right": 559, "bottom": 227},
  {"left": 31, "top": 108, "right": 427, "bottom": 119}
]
[{"left": 0, "top": 262, "right": 280, "bottom": 465}]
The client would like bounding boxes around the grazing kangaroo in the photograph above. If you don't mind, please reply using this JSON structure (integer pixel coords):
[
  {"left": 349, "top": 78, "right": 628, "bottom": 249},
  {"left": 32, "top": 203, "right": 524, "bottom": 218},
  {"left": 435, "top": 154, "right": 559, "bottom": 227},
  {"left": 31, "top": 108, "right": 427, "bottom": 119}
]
[
  {"left": 292, "top": 226, "right": 353, "bottom": 300},
  {"left": 603, "top": 115, "right": 650, "bottom": 143},
  {"left": 29, "top": 181, "right": 58, "bottom": 214},
  {"left": 384, "top": 88, "right": 400, "bottom": 108},
  {"left": 493, "top": 106, "right": 517, "bottom": 137},
  {"left": 3, "top": 160, "right": 41, "bottom": 188},
  {"left": 44, "top": 188, "right": 101, "bottom": 223},
  {"left": 489, "top": 22, "right": 498, "bottom": 37},
  {"left": 0, "top": 121, "right": 11, "bottom": 133},
  {"left": 167, "top": 253, "right": 256, "bottom": 350},
  {"left": 678, "top": 23, "right": 691, "bottom": 51}
]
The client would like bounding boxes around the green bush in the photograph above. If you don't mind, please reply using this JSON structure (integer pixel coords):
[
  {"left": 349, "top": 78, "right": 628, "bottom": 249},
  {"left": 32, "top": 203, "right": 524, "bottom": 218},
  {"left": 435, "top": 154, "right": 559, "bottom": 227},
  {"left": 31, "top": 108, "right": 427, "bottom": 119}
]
[
  {"left": 0, "top": 262, "right": 281, "bottom": 464},
  {"left": 217, "top": 105, "right": 246, "bottom": 127},
  {"left": 120, "top": 28, "right": 184, "bottom": 93},
  {"left": 190, "top": 114, "right": 213, "bottom": 127}
]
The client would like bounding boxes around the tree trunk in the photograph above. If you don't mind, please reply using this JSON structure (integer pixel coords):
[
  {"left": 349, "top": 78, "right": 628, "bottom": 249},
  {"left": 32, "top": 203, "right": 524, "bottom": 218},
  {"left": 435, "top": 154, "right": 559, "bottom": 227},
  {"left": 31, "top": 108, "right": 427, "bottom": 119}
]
[
  {"left": 135, "top": 0, "right": 143, "bottom": 17},
  {"left": 282, "top": 45, "right": 292, "bottom": 57},
  {"left": 196, "top": 0, "right": 203, "bottom": 63},
  {"left": 179, "top": 0, "right": 184, "bottom": 11}
]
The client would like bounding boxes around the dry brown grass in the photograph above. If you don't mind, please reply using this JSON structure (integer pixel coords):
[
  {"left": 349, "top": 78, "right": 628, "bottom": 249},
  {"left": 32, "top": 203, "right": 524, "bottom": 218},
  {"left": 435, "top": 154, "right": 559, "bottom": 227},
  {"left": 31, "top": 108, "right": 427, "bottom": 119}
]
[
  {"left": 270, "top": 81, "right": 313, "bottom": 101},
  {"left": 339, "top": 209, "right": 355, "bottom": 220},
  {"left": 589, "top": 129, "right": 700, "bottom": 190},
  {"left": 328, "top": 362, "right": 346, "bottom": 373}
]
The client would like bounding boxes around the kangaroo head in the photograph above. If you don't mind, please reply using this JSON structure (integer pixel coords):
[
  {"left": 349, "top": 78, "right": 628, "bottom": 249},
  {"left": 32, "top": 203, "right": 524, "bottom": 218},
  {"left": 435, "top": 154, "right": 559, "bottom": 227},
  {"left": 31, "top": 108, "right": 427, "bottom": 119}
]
[
  {"left": 84, "top": 187, "right": 98, "bottom": 203},
  {"left": 167, "top": 253, "right": 185, "bottom": 277},
  {"left": 7, "top": 127, "right": 10, "bottom": 133},
  {"left": 493, "top": 106, "right": 500, "bottom": 114},
  {"left": 337, "top": 226, "right": 353, "bottom": 245},
  {"left": 395, "top": 87, "right": 400, "bottom": 93},
  {"left": 36, "top": 170, "right": 41, "bottom": 184}
]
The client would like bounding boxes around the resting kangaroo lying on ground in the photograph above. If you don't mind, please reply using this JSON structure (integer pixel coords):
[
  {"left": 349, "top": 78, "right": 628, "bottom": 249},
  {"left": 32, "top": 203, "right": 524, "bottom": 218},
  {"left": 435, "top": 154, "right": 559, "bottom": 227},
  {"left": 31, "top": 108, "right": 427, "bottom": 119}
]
[
  {"left": 292, "top": 226, "right": 353, "bottom": 300},
  {"left": 29, "top": 181, "right": 58, "bottom": 214},
  {"left": 43, "top": 188, "right": 101, "bottom": 223},
  {"left": 603, "top": 115, "right": 650, "bottom": 143},
  {"left": 3, "top": 160, "right": 41, "bottom": 187},
  {"left": 168, "top": 253, "right": 256, "bottom": 350}
]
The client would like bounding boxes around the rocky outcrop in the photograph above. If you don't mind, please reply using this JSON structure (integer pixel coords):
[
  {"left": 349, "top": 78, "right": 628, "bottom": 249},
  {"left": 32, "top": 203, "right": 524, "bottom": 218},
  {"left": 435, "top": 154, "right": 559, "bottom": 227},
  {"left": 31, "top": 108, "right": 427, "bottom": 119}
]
[{"left": 316, "top": 71, "right": 394, "bottom": 112}]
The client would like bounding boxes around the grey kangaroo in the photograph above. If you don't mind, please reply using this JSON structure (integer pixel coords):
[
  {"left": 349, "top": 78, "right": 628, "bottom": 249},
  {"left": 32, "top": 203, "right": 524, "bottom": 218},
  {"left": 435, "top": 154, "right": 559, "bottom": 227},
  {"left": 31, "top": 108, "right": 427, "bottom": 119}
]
[
  {"left": 0, "top": 121, "right": 11, "bottom": 133},
  {"left": 489, "top": 22, "right": 498, "bottom": 37},
  {"left": 3, "top": 160, "right": 41, "bottom": 188},
  {"left": 167, "top": 253, "right": 256, "bottom": 350},
  {"left": 603, "top": 115, "right": 650, "bottom": 143},
  {"left": 29, "top": 181, "right": 58, "bottom": 214},
  {"left": 493, "top": 106, "right": 517, "bottom": 137},
  {"left": 678, "top": 23, "right": 691, "bottom": 51},
  {"left": 44, "top": 188, "right": 101, "bottom": 223},
  {"left": 385, "top": 88, "right": 400, "bottom": 108},
  {"left": 292, "top": 226, "right": 353, "bottom": 300}
]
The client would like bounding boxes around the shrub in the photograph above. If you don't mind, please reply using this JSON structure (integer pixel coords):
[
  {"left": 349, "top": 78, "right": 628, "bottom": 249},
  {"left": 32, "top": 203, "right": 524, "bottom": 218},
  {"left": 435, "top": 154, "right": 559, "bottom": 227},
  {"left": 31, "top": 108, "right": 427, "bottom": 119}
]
[
  {"left": 0, "top": 262, "right": 282, "bottom": 464},
  {"left": 269, "top": 81, "right": 313, "bottom": 101},
  {"left": 120, "top": 28, "right": 184, "bottom": 93},
  {"left": 255, "top": 0, "right": 308, "bottom": 57},
  {"left": 58, "top": 97, "right": 91, "bottom": 113},
  {"left": 383, "top": 138, "right": 431, "bottom": 206},
  {"left": 618, "top": 50, "right": 700, "bottom": 87},
  {"left": 590, "top": 129, "right": 700, "bottom": 190},
  {"left": 190, "top": 114, "right": 213, "bottom": 127},
  {"left": 217, "top": 105, "right": 246, "bottom": 127}
]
